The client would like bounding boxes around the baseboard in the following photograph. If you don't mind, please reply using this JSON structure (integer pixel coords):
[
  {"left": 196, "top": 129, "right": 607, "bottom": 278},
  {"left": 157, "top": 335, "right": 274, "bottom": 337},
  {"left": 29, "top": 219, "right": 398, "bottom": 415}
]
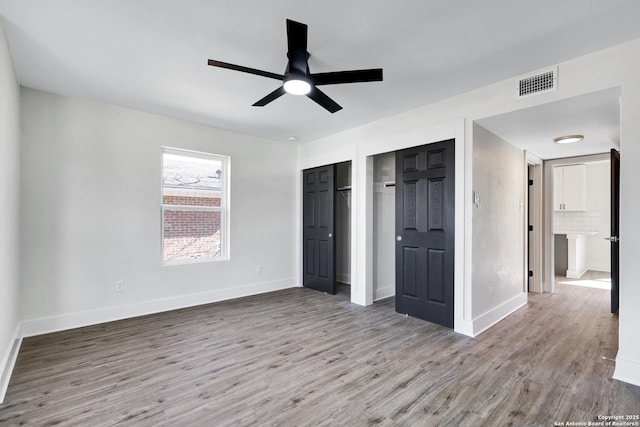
[
  {"left": 472, "top": 292, "right": 528, "bottom": 336},
  {"left": 586, "top": 265, "right": 611, "bottom": 273},
  {"left": 566, "top": 268, "right": 587, "bottom": 279},
  {"left": 613, "top": 354, "right": 640, "bottom": 387},
  {"left": 336, "top": 272, "right": 351, "bottom": 285},
  {"left": 20, "top": 278, "right": 297, "bottom": 338},
  {"left": 373, "top": 284, "right": 395, "bottom": 302},
  {"left": 454, "top": 318, "right": 474, "bottom": 337},
  {"left": 0, "top": 324, "right": 22, "bottom": 403}
]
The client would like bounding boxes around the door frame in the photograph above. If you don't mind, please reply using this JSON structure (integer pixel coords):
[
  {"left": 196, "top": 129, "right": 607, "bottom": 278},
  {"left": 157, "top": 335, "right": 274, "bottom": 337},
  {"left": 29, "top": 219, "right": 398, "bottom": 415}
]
[{"left": 526, "top": 152, "right": 544, "bottom": 293}]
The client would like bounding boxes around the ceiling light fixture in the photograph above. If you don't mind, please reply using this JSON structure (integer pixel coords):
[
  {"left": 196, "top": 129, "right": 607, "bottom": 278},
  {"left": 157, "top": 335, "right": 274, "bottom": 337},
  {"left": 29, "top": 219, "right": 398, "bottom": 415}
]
[
  {"left": 283, "top": 78, "right": 311, "bottom": 95},
  {"left": 553, "top": 134, "right": 584, "bottom": 144}
]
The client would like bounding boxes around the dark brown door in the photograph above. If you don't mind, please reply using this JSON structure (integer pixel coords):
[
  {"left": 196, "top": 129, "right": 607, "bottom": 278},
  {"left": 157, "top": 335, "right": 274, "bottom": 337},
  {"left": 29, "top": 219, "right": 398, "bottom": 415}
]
[
  {"left": 610, "top": 149, "right": 620, "bottom": 313},
  {"left": 395, "top": 140, "right": 455, "bottom": 327},
  {"left": 303, "top": 165, "right": 336, "bottom": 294}
]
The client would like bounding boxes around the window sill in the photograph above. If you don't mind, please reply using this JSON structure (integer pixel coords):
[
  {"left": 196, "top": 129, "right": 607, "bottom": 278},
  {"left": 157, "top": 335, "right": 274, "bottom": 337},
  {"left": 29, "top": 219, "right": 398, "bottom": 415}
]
[{"left": 162, "top": 257, "right": 229, "bottom": 266}]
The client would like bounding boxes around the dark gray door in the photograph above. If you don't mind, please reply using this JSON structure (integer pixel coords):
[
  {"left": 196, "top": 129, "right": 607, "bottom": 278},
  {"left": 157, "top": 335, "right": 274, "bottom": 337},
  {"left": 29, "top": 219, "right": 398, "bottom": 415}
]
[
  {"left": 395, "top": 140, "right": 455, "bottom": 327},
  {"left": 610, "top": 149, "right": 620, "bottom": 313},
  {"left": 303, "top": 165, "right": 336, "bottom": 294},
  {"left": 528, "top": 169, "right": 533, "bottom": 292}
]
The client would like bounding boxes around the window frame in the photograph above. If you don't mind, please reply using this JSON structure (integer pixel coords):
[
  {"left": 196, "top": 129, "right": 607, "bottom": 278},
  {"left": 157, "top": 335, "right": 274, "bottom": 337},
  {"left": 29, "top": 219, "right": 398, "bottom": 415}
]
[{"left": 161, "top": 147, "right": 230, "bottom": 265}]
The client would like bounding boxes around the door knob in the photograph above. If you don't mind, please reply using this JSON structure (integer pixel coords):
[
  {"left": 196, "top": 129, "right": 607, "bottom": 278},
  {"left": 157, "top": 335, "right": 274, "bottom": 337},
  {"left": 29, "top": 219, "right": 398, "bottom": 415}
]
[
  {"left": 604, "top": 236, "right": 619, "bottom": 243},
  {"left": 396, "top": 235, "right": 402, "bottom": 241},
  {"left": 328, "top": 233, "right": 332, "bottom": 238}
]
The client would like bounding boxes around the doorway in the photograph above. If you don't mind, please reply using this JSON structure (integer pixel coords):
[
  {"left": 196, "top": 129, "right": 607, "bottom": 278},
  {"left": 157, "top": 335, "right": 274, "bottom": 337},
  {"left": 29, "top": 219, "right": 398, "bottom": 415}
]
[
  {"left": 372, "top": 152, "right": 396, "bottom": 302},
  {"left": 335, "top": 161, "right": 352, "bottom": 296},
  {"left": 549, "top": 156, "right": 612, "bottom": 295}
]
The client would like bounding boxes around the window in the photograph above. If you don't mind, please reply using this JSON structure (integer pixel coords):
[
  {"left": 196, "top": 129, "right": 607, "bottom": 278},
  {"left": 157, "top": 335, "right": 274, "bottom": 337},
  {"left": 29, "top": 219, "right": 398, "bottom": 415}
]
[{"left": 161, "top": 147, "right": 229, "bottom": 264}]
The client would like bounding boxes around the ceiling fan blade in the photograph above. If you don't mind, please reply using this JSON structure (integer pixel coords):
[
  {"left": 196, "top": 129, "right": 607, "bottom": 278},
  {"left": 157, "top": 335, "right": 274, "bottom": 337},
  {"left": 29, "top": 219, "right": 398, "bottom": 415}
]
[
  {"left": 307, "top": 87, "right": 342, "bottom": 113},
  {"left": 311, "top": 69, "right": 384, "bottom": 86},
  {"left": 208, "top": 59, "right": 284, "bottom": 81},
  {"left": 252, "top": 86, "right": 286, "bottom": 107},
  {"left": 286, "top": 19, "right": 308, "bottom": 54}
]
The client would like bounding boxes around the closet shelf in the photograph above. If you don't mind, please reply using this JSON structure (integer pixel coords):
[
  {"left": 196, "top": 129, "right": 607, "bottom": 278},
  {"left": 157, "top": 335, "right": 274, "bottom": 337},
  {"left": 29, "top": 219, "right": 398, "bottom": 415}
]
[{"left": 336, "top": 186, "right": 352, "bottom": 191}]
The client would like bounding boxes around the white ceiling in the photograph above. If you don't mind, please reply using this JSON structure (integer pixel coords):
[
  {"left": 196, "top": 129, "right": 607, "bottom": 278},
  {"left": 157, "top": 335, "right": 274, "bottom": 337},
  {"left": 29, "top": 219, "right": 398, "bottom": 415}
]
[
  {"left": 477, "top": 88, "right": 620, "bottom": 160},
  {"left": 0, "top": 1, "right": 639, "bottom": 143}
]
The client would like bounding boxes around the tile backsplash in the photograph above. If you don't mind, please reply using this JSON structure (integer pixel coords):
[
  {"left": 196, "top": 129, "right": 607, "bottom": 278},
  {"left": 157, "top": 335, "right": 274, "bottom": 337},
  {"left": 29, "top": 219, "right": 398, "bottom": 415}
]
[{"left": 554, "top": 211, "right": 601, "bottom": 233}]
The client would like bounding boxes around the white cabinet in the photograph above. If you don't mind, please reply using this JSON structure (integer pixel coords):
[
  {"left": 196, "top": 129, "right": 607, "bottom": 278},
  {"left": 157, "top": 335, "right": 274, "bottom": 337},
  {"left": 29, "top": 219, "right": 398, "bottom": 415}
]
[{"left": 554, "top": 164, "right": 586, "bottom": 211}]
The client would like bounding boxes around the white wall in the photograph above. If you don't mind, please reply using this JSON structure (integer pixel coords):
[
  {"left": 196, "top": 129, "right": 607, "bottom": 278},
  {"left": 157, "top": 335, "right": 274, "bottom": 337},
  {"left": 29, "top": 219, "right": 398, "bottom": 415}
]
[
  {"left": 19, "top": 88, "right": 298, "bottom": 335},
  {"left": 0, "top": 23, "right": 21, "bottom": 402},
  {"left": 298, "top": 39, "right": 640, "bottom": 385},
  {"left": 586, "top": 161, "right": 611, "bottom": 272},
  {"left": 472, "top": 124, "right": 526, "bottom": 332},
  {"left": 616, "top": 76, "right": 640, "bottom": 387},
  {"left": 373, "top": 152, "right": 395, "bottom": 301}
]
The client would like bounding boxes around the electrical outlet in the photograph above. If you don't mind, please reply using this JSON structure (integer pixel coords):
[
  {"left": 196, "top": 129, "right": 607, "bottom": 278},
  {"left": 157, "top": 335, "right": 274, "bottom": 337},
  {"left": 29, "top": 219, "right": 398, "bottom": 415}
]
[
  {"left": 115, "top": 280, "right": 125, "bottom": 293},
  {"left": 256, "top": 265, "right": 263, "bottom": 275}
]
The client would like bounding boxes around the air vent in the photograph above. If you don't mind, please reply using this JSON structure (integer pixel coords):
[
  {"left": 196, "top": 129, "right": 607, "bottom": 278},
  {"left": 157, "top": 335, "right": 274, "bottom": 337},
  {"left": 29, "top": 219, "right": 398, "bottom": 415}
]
[{"left": 516, "top": 67, "right": 557, "bottom": 98}]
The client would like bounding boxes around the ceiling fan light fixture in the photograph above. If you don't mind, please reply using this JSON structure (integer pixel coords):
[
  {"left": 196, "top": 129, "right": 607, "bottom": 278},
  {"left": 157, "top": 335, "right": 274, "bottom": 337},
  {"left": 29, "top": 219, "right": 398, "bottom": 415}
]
[
  {"left": 553, "top": 134, "right": 584, "bottom": 144},
  {"left": 283, "top": 78, "right": 311, "bottom": 95}
]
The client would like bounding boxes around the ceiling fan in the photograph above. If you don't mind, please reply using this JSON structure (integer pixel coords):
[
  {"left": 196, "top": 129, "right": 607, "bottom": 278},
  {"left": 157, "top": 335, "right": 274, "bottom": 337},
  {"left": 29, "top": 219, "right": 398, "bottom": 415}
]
[{"left": 207, "top": 19, "right": 383, "bottom": 113}]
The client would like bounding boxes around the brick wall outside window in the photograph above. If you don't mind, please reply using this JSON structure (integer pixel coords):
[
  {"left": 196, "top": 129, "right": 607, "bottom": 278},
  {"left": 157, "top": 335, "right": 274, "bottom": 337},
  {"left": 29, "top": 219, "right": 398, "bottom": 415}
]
[
  {"left": 162, "top": 195, "right": 221, "bottom": 207},
  {"left": 162, "top": 190, "right": 223, "bottom": 262},
  {"left": 163, "top": 208, "right": 221, "bottom": 261}
]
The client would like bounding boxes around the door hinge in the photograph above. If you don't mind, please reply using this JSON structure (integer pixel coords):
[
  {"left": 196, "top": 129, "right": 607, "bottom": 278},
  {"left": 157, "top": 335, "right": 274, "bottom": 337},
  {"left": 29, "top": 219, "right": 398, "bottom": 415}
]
[
  {"left": 528, "top": 270, "right": 533, "bottom": 277},
  {"left": 529, "top": 225, "right": 533, "bottom": 231},
  {"left": 528, "top": 179, "right": 533, "bottom": 186}
]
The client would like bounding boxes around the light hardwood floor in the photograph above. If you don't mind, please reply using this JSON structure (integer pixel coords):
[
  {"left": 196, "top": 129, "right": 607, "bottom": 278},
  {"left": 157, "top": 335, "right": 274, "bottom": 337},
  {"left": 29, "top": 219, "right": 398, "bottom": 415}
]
[
  {"left": 555, "top": 270, "right": 612, "bottom": 290},
  {"left": 1, "top": 283, "right": 638, "bottom": 426}
]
